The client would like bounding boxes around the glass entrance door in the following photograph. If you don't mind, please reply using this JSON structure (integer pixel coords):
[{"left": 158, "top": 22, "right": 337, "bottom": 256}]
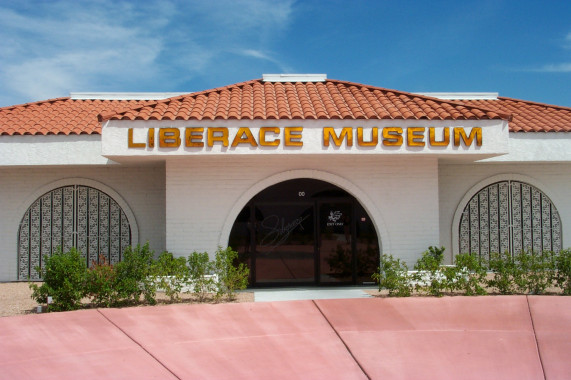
[
  {"left": 254, "top": 202, "right": 315, "bottom": 284},
  {"left": 318, "top": 201, "right": 353, "bottom": 284},
  {"left": 228, "top": 179, "right": 380, "bottom": 287}
]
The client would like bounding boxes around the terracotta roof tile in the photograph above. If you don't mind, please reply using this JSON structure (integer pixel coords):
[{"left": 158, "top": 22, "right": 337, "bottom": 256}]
[
  {"left": 2, "top": 78, "right": 570, "bottom": 136},
  {"left": 457, "top": 97, "right": 571, "bottom": 132},
  {"left": 0, "top": 97, "right": 151, "bottom": 135}
]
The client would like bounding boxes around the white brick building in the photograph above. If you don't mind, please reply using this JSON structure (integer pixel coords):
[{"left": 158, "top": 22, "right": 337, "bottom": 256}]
[{"left": 1, "top": 75, "right": 569, "bottom": 285}]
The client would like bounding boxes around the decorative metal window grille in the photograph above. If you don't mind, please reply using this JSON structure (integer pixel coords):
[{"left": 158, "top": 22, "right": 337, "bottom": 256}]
[
  {"left": 459, "top": 181, "right": 562, "bottom": 258},
  {"left": 18, "top": 185, "right": 131, "bottom": 280}
]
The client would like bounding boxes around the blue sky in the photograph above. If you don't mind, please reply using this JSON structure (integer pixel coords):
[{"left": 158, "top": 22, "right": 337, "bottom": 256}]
[{"left": 0, "top": 0, "right": 570, "bottom": 108}]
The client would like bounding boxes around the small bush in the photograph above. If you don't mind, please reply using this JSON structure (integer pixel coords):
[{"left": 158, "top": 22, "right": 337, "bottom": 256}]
[
  {"left": 85, "top": 255, "right": 119, "bottom": 307},
  {"left": 114, "top": 243, "right": 157, "bottom": 305},
  {"left": 187, "top": 251, "right": 214, "bottom": 301},
  {"left": 448, "top": 253, "right": 487, "bottom": 295},
  {"left": 486, "top": 251, "right": 519, "bottom": 294},
  {"left": 554, "top": 249, "right": 571, "bottom": 295},
  {"left": 413, "top": 246, "right": 446, "bottom": 296},
  {"left": 29, "top": 248, "right": 87, "bottom": 311},
  {"left": 513, "top": 251, "right": 554, "bottom": 294},
  {"left": 373, "top": 254, "right": 413, "bottom": 297},
  {"left": 152, "top": 251, "right": 190, "bottom": 301},
  {"left": 213, "top": 246, "right": 249, "bottom": 301}
]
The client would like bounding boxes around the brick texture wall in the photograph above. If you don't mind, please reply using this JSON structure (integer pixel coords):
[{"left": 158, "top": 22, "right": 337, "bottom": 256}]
[{"left": 165, "top": 155, "right": 440, "bottom": 266}]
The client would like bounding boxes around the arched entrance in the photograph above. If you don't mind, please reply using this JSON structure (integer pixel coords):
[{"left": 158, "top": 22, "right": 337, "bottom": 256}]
[{"left": 229, "top": 179, "right": 380, "bottom": 286}]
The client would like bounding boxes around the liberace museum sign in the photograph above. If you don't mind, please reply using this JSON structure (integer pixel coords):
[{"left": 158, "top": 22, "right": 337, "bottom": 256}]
[{"left": 101, "top": 120, "right": 509, "bottom": 156}]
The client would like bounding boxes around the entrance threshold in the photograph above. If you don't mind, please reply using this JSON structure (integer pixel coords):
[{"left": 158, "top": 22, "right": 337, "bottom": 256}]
[{"left": 253, "top": 285, "right": 376, "bottom": 302}]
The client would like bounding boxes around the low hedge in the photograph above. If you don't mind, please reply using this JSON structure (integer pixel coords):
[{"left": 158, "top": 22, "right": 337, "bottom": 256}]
[
  {"left": 30, "top": 243, "right": 249, "bottom": 311},
  {"left": 375, "top": 247, "right": 571, "bottom": 297}
]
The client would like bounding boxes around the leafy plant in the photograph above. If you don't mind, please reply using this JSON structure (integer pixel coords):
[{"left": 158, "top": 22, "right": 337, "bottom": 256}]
[
  {"left": 486, "top": 251, "right": 519, "bottom": 294},
  {"left": 152, "top": 251, "right": 190, "bottom": 301},
  {"left": 114, "top": 242, "right": 157, "bottom": 304},
  {"left": 448, "top": 253, "right": 487, "bottom": 295},
  {"left": 29, "top": 247, "right": 87, "bottom": 311},
  {"left": 213, "top": 246, "right": 249, "bottom": 301},
  {"left": 85, "top": 255, "right": 119, "bottom": 307},
  {"left": 513, "top": 251, "right": 554, "bottom": 294},
  {"left": 553, "top": 249, "right": 571, "bottom": 295},
  {"left": 187, "top": 251, "right": 214, "bottom": 301},
  {"left": 413, "top": 246, "right": 446, "bottom": 296},
  {"left": 372, "top": 254, "right": 413, "bottom": 297}
]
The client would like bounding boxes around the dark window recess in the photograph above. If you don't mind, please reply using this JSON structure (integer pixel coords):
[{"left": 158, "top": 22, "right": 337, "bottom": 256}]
[{"left": 229, "top": 179, "right": 380, "bottom": 287}]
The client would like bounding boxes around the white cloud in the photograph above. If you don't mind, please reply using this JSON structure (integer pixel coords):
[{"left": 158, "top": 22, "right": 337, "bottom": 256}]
[
  {"left": 0, "top": 0, "right": 297, "bottom": 106},
  {"left": 532, "top": 63, "right": 571, "bottom": 73},
  {"left": 236, "top": 49, "right": 293, "bottom": 73}
]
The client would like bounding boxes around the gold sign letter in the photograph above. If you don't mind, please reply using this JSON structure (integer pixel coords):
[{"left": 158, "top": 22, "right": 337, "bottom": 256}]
[
  {"left": 128, "top": 128, "right": 146, "bottom": 148},
  {"left": 260, "top": 127, "right": 280, "bottom": 146},
  {"left": 357, "top": 127, "right": 378, "bottom": 146},
  {"left": 148, "top": 128, "right": 155, "bottom": 148},
  {"left": 407, "top": 127, "right": 425, "bottom": 147},
  {"left": 207, "top": 127, "right": 229, "bottom": 147},
  {"left": 382, "top": 127, "right": 403, "bottom": 146},
  {"left": 323, "top": 127, "right": 353, "bottom": 147},
  {"left": 285, "top": 127, "right": 303, "bottom": 147},
  {"left": 185, "top": 128, "right": 204, "bottom": 147},
  {"left": 231, "top": 127, "right": 258, "bottom": 147},
  {"left": 429, "top": 127, "right": 449, "bottom": 146},
  {"left": 159, "top": 128, "right": 181, "bottom": 148},
  {"left": 454, "top": 127, "right": 482, "bottom": 147}
]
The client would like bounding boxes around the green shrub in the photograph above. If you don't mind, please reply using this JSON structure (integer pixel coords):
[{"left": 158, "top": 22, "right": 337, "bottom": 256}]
[
  {"left": 114, "top": 242, "right": 157, "bottom": 305},
  {"left": 448, "top": 253, "right": 487, "bottom": 295},
  {"left": 213, "top": 246, "right": 249, "bottom": 301},
  {"left": 513, "top": 251, "right": 554, "bottom": 294},
  {"left": 85, "top": 255, "right": 119, "bottom": 307},
  {"left": 554, "top": 249, "right": 571, "bottom": 295},
  {"left": 152, "top": 251, "right": 190, "bottom": 301},
  {"left": 187, "top": 251, "right": 214, "bottom": 301},
  {"left": 413, "top": 246, "right": 446, "bottom": 297},
  {"left": 486, "top": 251, "right": 519, "bottom": 294},
  {"left": 372, "top": 254, "right": 412, "bottom": 297},
  {"left": 29, "top": 248, "right": 87, "bottom": 311}
]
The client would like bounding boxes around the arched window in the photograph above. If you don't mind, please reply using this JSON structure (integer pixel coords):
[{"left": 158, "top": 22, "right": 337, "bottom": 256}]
[
  {"left": 18, "top": 185, "right": 132, "bottom": 280},
  {"left": 459, "top": 180, "right": 562, "bottom": 258}
]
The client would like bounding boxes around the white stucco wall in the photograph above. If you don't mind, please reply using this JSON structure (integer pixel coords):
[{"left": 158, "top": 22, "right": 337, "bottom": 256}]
[
  {"left": 0, "top": 164, "right": 166, "bottom": 281},
  {"left": 438, "top": 162, "right": 571, "bottom": 263},
  {"left": 165, "top": 155, "right": 440, "bottom": 266},
  {"left": 0, "top": 135, "right": 113, "bottom": 165}
]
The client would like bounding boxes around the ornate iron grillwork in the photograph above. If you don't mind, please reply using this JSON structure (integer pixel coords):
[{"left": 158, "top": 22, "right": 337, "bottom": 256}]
[
  {"left": 459, "top": 181, "right": 562, "bottom": 258},
  {"left": 18, "top": 185, "right": 132, "bottom": 280}
]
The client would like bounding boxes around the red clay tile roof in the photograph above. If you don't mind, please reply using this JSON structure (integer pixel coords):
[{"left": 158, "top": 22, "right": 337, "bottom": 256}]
[
  {"left": 100, "top": 79, "right": 510, "bottom": 122},
  {"left": 1, "top": 79, "right": 570, "bottom": 136},
  {"left": 0, "top": 98, "right": 150, "bottom": 135},
  {"left": 458, "top": 97, "right": 571, "bottom": 133}
]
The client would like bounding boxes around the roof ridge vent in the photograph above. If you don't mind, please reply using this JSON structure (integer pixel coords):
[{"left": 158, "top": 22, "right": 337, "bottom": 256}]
[
  {"left": 70, "top": 92, "right": 189, "bottom": 100},
  {"left": 263, "top": 74, "right": 327, "bottom": 82},
  {"left": 415, "top": 92, "right": 499, "bottom": 100}
]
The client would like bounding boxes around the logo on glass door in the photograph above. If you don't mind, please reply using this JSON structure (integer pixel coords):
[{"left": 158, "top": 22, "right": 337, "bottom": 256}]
[{"left": 327, "top": 211, "right": 343, "bottom": 226}]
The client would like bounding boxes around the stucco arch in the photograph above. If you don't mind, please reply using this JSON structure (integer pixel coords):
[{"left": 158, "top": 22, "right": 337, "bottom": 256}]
[
  {"left": 451, "top": 173, "right": 563, "bottom": 256},
  {"left": 218, "top": 169, "right": 390, "bottom": 253}
]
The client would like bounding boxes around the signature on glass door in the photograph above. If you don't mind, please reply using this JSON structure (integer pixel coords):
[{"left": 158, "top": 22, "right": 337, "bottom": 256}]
[{"left": 259, "top": 214, "right": 309, "bottom": 249}]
